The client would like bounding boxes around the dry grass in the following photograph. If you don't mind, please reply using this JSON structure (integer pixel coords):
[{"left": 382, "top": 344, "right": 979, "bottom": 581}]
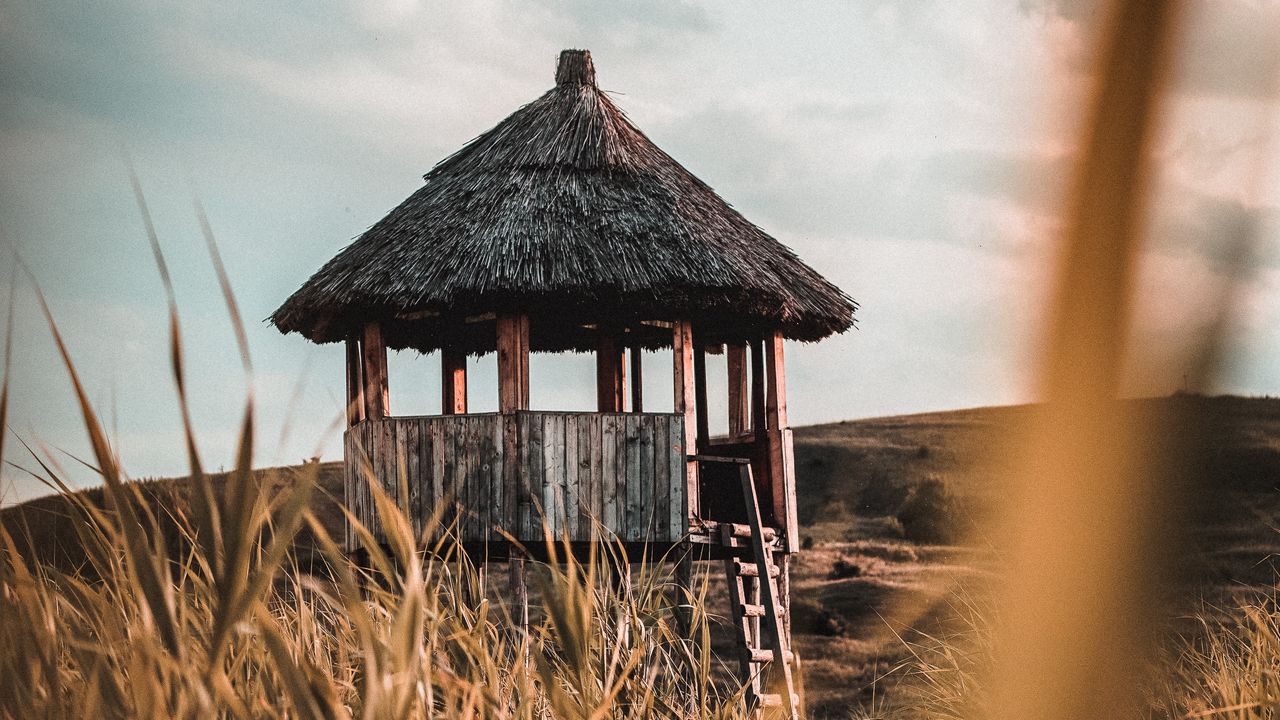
[
  {"left": 0, "top": 357, "right": 740, "bottom": 718},
  {"left": 0, "top": 186, "right": 748, "bottom": 720}
]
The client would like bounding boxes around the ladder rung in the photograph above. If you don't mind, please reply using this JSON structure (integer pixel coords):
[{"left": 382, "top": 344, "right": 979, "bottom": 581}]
[
  {"left": 718, "top": 535, "right": 767, "bottom": 550},
  {"left": 727, "top": 523, "right": 777, "bottom": 542},
  {"left": 757, "top": 693, "right": 799, "bottom": 707},
  {"left": 734, "top": 559, "right": 780, "bottom": 578},
  {"left": 750, "top": 648, "right": 796, "bottom": 664},
  {"left": 740, "top": 603, "right": 766, "bottom": 617}
]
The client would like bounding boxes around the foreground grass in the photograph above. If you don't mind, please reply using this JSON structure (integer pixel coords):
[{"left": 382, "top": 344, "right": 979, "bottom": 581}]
[
  {"left": 0, "top": 274, "right": 745, "bottom": 719},
  {"left": 9, "top": 397, "right": 1280, "bottom": 718},
  {"left": 0, "top": 454, "right": 742, "bottom": 719}
]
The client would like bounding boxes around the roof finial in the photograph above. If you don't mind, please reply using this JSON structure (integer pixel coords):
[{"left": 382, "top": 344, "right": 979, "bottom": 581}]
[{"left": 556, "top": 49, "right": 595, "bottom": 87}]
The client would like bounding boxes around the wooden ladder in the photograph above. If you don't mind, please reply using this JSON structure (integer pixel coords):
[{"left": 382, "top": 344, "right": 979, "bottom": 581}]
[{"left": 695, "top": 456, "right": 800, "bottom": 720}]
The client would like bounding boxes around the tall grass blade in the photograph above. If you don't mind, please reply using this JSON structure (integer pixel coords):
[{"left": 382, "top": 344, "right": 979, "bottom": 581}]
[
  {"left": 0, "top": 275, "right": 14, "bottom": 488},
  {"left": 984, "top": 1, "right": 1187, "bottom": 718},
  {"left": 29, "top": 280, "right": 184, "bottom": 659}
]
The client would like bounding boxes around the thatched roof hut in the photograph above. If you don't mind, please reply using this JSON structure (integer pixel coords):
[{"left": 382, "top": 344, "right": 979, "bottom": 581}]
[{"left": 270, "top": 49, "right": 855, "bottom": 353}]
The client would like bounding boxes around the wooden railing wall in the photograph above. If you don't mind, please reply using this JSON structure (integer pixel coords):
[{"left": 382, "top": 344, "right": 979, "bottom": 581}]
[{"left": 344, "top": 411, "right": 687, "bottom": 550}]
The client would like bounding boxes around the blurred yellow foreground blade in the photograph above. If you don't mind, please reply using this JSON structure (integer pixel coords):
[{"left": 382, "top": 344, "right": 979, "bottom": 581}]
[{"left": 984, "top": 1, "right": 1184, "bottom": 719}]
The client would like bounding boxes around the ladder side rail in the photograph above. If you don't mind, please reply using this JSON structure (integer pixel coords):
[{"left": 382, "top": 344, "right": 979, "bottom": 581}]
[
  {"left": 738, "top": 463, "right": 799, "bottom": 719},
  {"left": 721, "top": 526, "right": 765, "bottom": 711}
]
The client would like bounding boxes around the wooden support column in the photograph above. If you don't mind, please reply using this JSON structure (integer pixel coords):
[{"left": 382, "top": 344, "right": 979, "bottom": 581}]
[
  {"left": 595, "top": 330, "right": 625, "bottom": 412},
  {"left": 345, "top": 336, "right": 365, "bottom": 427},
  {"left": 765, "top": 332, "right": 788, "bottom": 430},
  {"left": 693, "top": 336, "right": 709, "bottom": 451},
  {"left": 510, "top": 552, "right": 529, "bottom": 638},
  {"left": 672, "top": 320, "right": 699, "bottom": 521},
  {"left": 675, "top": 545, "right": 696, "bottom": 663},
  {"left": 726, "top": 343, "right": 748, "bottom": 437},
  {"left": 776, "top": 552, "right": 793, "bottom": 642},
  {"left": 629, "top": 343, "right": 643, "bottom": 413},
  {"left": 496, "top": 314, "right": 530, "bottom": 413},
  {"left": 361, "top": 322, "right": 389, "bottom": 420},
  {"left": 764, "top": 331, "right": 799, "bottom": 551},
  {"left": 441, "top": 348, "right": 467, "bottom": 415},
  {"left": 496, "top": 313, "right": 531, "bottom": 637},
  {"left": 750, "top": 337, "right": 766, "bottom": 437},
  {"left": 520, "top": 315, "right": 530, "bottom": 408}
]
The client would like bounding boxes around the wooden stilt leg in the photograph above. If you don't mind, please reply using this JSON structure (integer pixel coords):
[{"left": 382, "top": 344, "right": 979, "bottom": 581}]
[
  {"left": 510, "top": 550, "right": 529, "bottom": 637},
  {"left": 616, "top": 560, "right": 632, "bottom": 643},
  {"left": 676, "top": 545, "right": 699, "bottom": 711},
  {"left": 675, "top": 545, "right": 694, "bottom": 635},
  {"left": 775, "top": 552, "right": 792, "bottom": 644}
]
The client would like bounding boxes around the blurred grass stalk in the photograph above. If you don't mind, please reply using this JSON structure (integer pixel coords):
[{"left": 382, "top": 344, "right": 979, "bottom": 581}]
[{"left": 983, "top": 1, "right": 1195, "bottom": 717}]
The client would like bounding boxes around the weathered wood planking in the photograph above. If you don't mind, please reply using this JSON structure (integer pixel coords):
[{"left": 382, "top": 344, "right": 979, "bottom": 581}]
[
  {"left": 343, "top": 411, "right": 687, "bottom": 550},
  {"left": 601, "top": 414, "right": 621, "bottom": 533}
]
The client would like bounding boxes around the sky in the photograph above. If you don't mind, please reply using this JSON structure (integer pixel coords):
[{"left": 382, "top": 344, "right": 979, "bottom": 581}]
[{"left": 2, "top": 1, "right": 1279, "bottom": 503}]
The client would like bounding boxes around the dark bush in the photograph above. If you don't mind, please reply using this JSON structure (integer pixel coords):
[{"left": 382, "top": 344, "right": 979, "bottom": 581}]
[
  {"left": 897, "top": 474, "right": 962, "bottom": 544},
  {"left": 856, "top": 468, "right": 908, "bottom": 516},
  {"left": 791, "top": 598, "right": 848, "bottom": 637},
  {"left": 828, "top": 558, "right": 862, "bottom": 579}
]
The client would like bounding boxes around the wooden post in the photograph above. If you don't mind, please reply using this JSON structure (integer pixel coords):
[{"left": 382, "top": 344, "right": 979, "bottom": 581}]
[
  {"left": 519, "top": 315, "right": 530, "bottom": 408},
  {"left": 345, "top": 336, "right": 365, "bottom": 427},
  {"left": 361, "top": 322, "right": 389, "bottom": 420},
  {"left": 496, "top": 314, "right": 530, "bottom": 636},
  {"left": 510, "top": 551, "right": 529, "bottom": 638},
  {"left": 693, "top": 337, "right": 709, "bottom": 451},
  {"left": 775, "top": 552, "right": 792, "bottom": 642},
  {"left": 764, "top": 331, "right": 799, "bottom": 551},
  {"left": 629, "top": 343, "right": 643, "bottom": 413},
  {"left": 765, "top": 332, "right": 788, "bottom": 431},
  {"left": 672, "top": 320, "right": 699, "bottom": 521},
  {"left": 497, "top": 314, "right": 530, "bottom": 413},
  {"left": 596, "top": 330, "right": 625, "bottom": 413},
  {"left": 675, "top": 546, "right": 696, "bottom": 650},
  {"left": 441, "top": 348, "right": 467, "bottom": 415},
  {"left": 726, "top": 343, "right": 748, "bottom": 437},
  {"left": 674, "top": 541, "right": 698, "bottom": 715},
  {"left": 750, "top": 337, "right": 766, "bottom": 437}
]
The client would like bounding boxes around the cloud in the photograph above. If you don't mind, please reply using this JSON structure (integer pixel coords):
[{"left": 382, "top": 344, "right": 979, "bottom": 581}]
[
  {"left": 1177, "top": 0, "right": 1280, "bottom": 100},
  {"left": 653, "top": 98, "right": 1073, "bottom": 253},
  {"left": 1025, "top": 0, "right": 1280, "bottom": 99},
  {"left": 1150, "top": 186, "right": 1280, "bottom": 272},
  {"left": 531, "top": 0, "right": 714, "bottom": 46}
]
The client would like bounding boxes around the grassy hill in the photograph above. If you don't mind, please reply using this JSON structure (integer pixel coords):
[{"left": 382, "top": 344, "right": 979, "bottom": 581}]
[
  {"left": 5, "top": 394, "right": 1280, "bottom": 716},
  {"left": 786, "top": 395, "right": 1280, "bottom": 713}
]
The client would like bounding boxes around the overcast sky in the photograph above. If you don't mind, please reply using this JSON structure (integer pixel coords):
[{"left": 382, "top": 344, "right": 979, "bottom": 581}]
[{"left": 2, "top": 1, "right": 1278, "bottom": 502}]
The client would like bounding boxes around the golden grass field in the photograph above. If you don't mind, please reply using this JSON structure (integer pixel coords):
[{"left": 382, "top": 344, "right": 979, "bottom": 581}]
[{"left": 7, "top": 394, "right": 1279, "bottom": 717}]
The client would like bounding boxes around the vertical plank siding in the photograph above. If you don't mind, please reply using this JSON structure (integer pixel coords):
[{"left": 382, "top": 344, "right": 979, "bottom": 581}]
[{"left": 343, "top": 411, "right": 687, "bottom": 550}]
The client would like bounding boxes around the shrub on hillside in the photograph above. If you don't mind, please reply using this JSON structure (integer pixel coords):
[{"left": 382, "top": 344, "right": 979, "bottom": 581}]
[
  {"left": 791, "top": 597, "right": 848, "bottom": 637},
  {"left": 857, "top": 470, "right": 910, "bottom": 516},
  {"left": 896, "top": 474, "right": 964, "bottom": 544},
  {"left": 828, "top": 558, "right": 863, "bottom": 580}
]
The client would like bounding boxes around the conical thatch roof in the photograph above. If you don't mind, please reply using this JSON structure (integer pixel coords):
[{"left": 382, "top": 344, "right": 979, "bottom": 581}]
[{"left": 271, "top": 49, "right": 855, "bottom": 353}]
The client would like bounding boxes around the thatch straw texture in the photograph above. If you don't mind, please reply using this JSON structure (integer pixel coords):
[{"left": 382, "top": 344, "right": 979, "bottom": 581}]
[{"left": 270, "top": 49, "right": 856, "bottom": 353}]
